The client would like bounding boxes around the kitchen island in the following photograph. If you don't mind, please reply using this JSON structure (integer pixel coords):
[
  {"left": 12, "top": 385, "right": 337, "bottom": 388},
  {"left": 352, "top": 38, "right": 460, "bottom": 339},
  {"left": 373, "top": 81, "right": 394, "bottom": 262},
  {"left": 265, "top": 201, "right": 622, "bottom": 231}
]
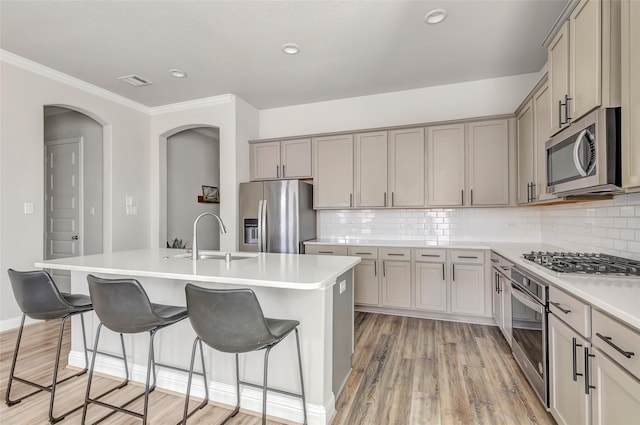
[{"left": 36, "top": 248, "right": 360, "bottom": 425}]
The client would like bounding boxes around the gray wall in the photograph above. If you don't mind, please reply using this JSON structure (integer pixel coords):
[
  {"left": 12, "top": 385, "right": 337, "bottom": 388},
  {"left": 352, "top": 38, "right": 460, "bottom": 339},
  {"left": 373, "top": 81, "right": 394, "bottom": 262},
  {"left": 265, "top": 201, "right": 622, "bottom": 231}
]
[
  {"left": 44, "top": 107, "right": 104, "bottom": 257},
  {"left": 167, "top": 128, "right": 220, "bottom": 250}
]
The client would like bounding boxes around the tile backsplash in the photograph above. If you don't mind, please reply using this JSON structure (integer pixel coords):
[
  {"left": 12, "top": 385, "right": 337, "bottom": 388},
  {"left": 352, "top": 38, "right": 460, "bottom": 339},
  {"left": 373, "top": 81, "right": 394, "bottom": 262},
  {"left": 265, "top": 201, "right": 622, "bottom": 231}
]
[{"left": 317, "top": 192, "right": 640, "bottom": 260}]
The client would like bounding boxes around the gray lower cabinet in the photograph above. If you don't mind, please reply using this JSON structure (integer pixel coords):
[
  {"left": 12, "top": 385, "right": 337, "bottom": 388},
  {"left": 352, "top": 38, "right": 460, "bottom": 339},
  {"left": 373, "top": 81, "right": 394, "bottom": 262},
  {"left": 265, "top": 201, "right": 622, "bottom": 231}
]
[
  {"left": 549, "top": 313, "right": 591, "bottom": 425},
  {"left": 353, "top": 260, "right": 380, "bottom": 306},
  {"left": 415, "top": 261, "right": 447, "bottom": 312},
  {"left": 381, "top": 260, "right": 412, "bottom": 308}
]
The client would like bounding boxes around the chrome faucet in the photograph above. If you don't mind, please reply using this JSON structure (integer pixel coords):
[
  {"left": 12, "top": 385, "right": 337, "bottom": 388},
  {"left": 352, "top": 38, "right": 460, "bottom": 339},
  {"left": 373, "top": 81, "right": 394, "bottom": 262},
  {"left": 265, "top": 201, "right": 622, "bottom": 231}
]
[{"left": 192, "top": 212, "right": 227, "bottom": 260}]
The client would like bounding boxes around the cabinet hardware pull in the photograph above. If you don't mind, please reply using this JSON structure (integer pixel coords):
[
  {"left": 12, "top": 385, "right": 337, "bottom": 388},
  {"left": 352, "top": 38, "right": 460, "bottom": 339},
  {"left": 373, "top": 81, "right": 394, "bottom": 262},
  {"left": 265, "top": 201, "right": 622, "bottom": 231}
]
[
  {"left": 495, "top": 272, "right": 499, "bottom": 292},
  {"left": 470, "top": 189, "right": 473, "bottom": 205},
  {"left": 349, "top": 193, "right": 353, "bottom": 207},
  {"left": 490, "top": 259, "right": 499, "bottom": 263},
  {"left": 500, "top": 266, "right": 510, "bottom": 271},
  {"left": 584, "top": 347, "right": 596, "bottom": 395},
  {"left": 564, "top": 94, "right": 572, "bottom": 123},
  {"left": 318, "top": 251, "right": 333, "bottom": 254},
  {"left": 282, "top": 164, "right": 286, "bottom": 178},
  {"left": 374, "top": 261, "right": 377, "bottom": 276},
  {"left": 531, "top": 182, "right": 536, "bottom": 201},
  {"left": 442, "top": 263, "right": 445, "bottom": 281},
  {"left": 384, "top": 192, "right": 387, "bottom": 207},
  {"left": 497, "top": 274, "right": 501, "bottom": 293},
  {"left": 421, "top": 254, "right": 440, "bottom": 257},
  {"left": 461, "top": 189, "right": 464, "bottom": 205},
  {"left": 452, "top": 264, "right": 455, "bottom": 281},
  {"left": 387, "top": 253, "right": 405, "bottom": 257},
  {"left": 527, "top": 182, "right": 531, "bottom": 203},
  {"left": 391, "top": 192, "right": 395, "bottom": 207},
  {"left": 276, "top": 165, "right": 280, "bottom": 178},
  {"left": 383, "top": 261, "right": 386, "bottom": 277},
  {"left": 596, "top": 333, "right": 635, "bottom": 359},
  {"left": 572, "top": 337, "right": 583, "bottom": 381},
  {"left": 355, "top": 252, "right": 372, "bottom": 255},
  {"left": 459, "top": 255, "right": 477, "bottom": 259},
  {"left": 550, "top": 301, "right": 571, "bottom": 314},
  {"left": 558, "top": 100, "right": 563, "bottom": 128}
]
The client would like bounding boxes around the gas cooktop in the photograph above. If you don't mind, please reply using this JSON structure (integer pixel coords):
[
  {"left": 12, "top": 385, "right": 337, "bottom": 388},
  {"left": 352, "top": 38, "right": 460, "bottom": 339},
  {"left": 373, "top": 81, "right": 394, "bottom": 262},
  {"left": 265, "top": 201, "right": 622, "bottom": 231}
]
[{"left": 523, "top": 251, "right": 640, "bottom": 276}]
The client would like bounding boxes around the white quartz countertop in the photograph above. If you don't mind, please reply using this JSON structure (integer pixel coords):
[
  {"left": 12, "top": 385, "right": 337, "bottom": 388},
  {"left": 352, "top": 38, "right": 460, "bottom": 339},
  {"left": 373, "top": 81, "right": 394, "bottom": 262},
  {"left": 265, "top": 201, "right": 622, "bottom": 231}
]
[
  {"left": 306, "top": 239, "right": 640, "bottom": 330},
  {"left": 35, "top": 248, "right": 360, "bottom": 290}
]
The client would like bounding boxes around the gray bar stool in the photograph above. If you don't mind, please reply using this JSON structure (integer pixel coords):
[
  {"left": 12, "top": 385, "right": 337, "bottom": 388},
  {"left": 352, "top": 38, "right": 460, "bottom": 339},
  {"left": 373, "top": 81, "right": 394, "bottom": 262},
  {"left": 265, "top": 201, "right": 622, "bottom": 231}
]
[
  {"left": 5, "top": 269, "right": 93, "bottom": 424},
  {"left": 183, "top": 284, "right": 307, "bottom": 425},
  {"left": 82, "top": 274, "right": 208, "bottom": 425}
]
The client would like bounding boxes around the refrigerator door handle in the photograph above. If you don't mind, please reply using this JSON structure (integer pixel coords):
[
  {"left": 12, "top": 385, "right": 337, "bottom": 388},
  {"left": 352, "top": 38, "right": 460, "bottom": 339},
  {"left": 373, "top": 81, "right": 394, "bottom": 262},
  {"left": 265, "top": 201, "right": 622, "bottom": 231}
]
[
  {"left": 257, "top": 200, "right": 264, "bottom": 252},
  {"left": 261, "top": 199, "right": 268, "bottom": 252}
]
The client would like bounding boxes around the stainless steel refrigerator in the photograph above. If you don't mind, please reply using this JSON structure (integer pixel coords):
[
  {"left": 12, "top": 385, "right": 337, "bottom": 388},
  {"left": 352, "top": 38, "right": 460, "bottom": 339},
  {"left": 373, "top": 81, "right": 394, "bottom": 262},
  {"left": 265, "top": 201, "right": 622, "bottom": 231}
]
[{"left": 239, "top": 180, "right": 316, "bottom": 253}]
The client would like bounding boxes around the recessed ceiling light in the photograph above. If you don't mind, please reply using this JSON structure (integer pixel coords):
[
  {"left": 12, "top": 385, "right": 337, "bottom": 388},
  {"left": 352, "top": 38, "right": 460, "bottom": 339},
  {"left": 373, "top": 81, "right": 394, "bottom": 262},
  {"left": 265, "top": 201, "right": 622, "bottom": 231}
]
[
  {"left": 282, "top": 43, "right": 300, "bottom": 55},
  {"left": 169, "top": 69, "right": 187, "bottom": 78},
  {"left": 424, "top": 8, "right": 447, "bottom": 25}
]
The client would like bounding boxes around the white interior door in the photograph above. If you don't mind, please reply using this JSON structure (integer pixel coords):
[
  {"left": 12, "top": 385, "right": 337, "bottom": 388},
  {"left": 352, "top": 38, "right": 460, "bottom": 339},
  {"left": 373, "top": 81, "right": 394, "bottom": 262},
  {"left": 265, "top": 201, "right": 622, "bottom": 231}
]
[{"left": 45, "top": 138, "right": 83, "bottom": 289}]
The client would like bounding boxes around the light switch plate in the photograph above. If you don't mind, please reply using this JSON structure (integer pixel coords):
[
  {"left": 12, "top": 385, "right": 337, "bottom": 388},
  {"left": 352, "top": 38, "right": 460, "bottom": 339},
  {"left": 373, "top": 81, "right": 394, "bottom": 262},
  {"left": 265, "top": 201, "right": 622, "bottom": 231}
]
[{"left": 24, "top": 202, "right": 34, "bottom": 215}]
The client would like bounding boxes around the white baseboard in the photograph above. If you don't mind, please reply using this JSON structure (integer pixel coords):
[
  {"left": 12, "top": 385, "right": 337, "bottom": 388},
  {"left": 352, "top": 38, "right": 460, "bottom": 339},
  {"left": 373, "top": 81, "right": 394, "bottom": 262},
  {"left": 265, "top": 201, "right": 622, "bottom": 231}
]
[
  {"left": 0, "top": 315, "right": 40, "bottom": 332},
  {"left": 69, "top": 350, "right": 332, "bottom": 425},
  {"left": 355, "top": 306, "right": 497, "bottom": 326}
]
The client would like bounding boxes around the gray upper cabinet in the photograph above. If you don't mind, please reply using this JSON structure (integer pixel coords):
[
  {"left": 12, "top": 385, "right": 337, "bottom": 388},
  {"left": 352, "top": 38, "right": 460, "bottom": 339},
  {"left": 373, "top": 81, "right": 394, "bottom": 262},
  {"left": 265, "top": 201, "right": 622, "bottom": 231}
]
[
  {"left": 467, "top": 119, "right": 510, "bottom": 206},
  {"left": 517, "top": 100, "right": 535, "bottom": 204},
  {"left": 313, "top": 134, "right": 354, "bottom": 208},
  {"left": 355, "top": 131, "right": 388, "bottom": 208},
  {"left": 388, "top": 128, "right": 426, "bottom": 208},
  {"left": 622, "top": 0, "right": 640, "bottom": 190},
  {"left": 549, "top": 21, "right": 571, "bottom": 136},
  {"left": 250, "top": 138, "right": 312, "bottom": 181},
  {"left": 428, "top": 123, "right": 466, "bottom": 206}
]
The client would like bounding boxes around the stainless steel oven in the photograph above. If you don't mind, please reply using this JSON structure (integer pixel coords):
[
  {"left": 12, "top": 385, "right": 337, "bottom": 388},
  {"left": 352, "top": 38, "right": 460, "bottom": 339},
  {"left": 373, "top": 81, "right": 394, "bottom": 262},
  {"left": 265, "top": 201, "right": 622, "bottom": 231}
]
[{"left": 510, "top": 266, "right": 549, "bottom": 408}]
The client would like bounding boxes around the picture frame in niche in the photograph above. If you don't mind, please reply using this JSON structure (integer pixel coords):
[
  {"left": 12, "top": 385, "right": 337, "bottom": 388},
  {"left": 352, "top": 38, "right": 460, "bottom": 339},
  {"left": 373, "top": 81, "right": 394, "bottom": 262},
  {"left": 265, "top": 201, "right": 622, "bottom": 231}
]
[{"left": 202, "top": 185, "right": 219, "bottom": 202}]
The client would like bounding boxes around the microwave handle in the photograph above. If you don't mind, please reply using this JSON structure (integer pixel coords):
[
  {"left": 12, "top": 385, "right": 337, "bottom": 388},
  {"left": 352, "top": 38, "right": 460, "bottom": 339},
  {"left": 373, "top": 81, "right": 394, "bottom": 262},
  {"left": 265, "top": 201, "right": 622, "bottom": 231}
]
[{"left": 572, "top": 129, "right": 596, "bottom": 177}]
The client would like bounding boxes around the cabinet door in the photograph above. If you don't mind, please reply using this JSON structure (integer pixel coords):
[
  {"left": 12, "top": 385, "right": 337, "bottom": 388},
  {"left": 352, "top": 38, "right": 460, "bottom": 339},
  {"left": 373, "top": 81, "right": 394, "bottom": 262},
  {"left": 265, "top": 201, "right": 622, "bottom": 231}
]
[
  {"left": 415, "top": 262, "right": 447, "bottom": 312},
  {"left": 388, "top": 128, "right": 425, "bottom": 207},
  {"left": 622, "top": 0, "right": 640, "bottom": 189},
  {"left": 354, "top": 260, "right": 380, "bottom": 306},
  {"left": 250, "top": 142, "right": 280, "bottom": 180},
  {"left": 355, "top": 131, "right": 388, "bottom": 207},
  {"left": 549, "top": 21, "right": 571, "bottom": 136},
  {"left": 517, "top": 100, "right": 535, "bottom": 204},
  {"left": 570, "top": 0, "right": 601, "bottom": 121},
  {"left": 450, "top": 263, "right": 485, "bottom": 316},
  {"left": 467, "top": 120, "right": 510, "bottom": 206},
  {"left": 534, "top": 82, "right": 556, "bottom": 201},
  {"left": 549, "top": 314, "right": 590, "bottom": 425},
  {"left": 381, "top": 260, "right": 412, "bottom": 309},
  {"left": 591, "top": 348, "right": 640, "bottom": 425},
  {"left": 281, "top": 138, "right": 311, "bottom": 179},
  {"left": 428, "top": 124, "right": 465, "bottom": 206},
  {"left": 313, "top": 134, "right": 354, "bottom": 208}
]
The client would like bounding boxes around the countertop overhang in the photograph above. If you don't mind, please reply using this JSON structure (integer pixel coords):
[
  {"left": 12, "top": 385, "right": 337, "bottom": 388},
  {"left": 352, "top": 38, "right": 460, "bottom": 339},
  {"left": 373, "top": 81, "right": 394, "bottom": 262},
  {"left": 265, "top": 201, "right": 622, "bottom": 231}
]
[{"left": 35, "top": 248, "right": 361, "bottom": 290}]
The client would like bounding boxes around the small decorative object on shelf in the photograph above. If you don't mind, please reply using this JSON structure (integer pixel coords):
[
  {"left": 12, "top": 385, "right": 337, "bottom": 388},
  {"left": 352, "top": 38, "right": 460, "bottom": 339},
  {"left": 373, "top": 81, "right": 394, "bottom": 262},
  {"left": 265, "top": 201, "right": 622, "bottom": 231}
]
[{"left": 201, "top": 185, "right": 219, "bottom": 202}]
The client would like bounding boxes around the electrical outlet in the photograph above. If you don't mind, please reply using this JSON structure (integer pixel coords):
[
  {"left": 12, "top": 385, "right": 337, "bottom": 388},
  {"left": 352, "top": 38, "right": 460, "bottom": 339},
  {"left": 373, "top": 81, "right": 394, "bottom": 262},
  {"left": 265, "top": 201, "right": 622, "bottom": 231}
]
[
  {"left": 583, "top": 222, "right": 592, "bottom": 232},
  {"left": 339, "top": 280, "right": 346, "bottom": 294}
]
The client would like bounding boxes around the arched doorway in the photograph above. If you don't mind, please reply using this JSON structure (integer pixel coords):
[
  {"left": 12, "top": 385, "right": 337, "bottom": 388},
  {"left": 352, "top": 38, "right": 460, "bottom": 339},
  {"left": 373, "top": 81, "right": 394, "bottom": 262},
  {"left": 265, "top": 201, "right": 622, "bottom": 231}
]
[
  {"left": 164, "top": 126, "right": 220, "bottom": 250},
  {"left": 43, "top": 105, "right": 104, "bottom": 290}
]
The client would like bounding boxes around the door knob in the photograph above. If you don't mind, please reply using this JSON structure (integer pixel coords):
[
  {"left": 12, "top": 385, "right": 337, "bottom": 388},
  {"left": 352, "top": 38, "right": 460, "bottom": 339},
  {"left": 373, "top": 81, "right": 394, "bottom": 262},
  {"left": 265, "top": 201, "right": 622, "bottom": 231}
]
[{"left": 71, "top": 235, "right": 79, "bottom": 240}]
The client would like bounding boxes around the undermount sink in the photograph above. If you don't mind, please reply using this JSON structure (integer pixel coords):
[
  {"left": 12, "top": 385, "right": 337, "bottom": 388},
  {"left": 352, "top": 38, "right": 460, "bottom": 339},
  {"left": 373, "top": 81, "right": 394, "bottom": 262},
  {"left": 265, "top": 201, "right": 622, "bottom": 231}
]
[{"left": 172, "top": 252, "right": 255, "bottom": 261}]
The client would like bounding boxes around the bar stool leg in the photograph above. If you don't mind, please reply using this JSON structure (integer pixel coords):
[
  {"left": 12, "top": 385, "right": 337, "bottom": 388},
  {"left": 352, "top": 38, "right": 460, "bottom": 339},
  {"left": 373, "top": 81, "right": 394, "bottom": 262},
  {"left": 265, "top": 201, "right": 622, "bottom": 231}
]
[
  {"left": 5, "top": 315, "right": 29, "bottom": 406},
  {"left": 48, "top": 315, "right": 70, "bottom": 423},
  {"left": 142, "top": 330, "right": 158, "bottom": 425},
  {"left": 181, "top": 338, "right": 211, "bottom": 425},
  {"left": 295, "top": 328, "right": 307, "bottom": 425},
  {"left": 262, "top": 347, "right": 273, "bottom": 425},
  {"left": 82, "top": 323, "right": 103, "bottom": 424}
]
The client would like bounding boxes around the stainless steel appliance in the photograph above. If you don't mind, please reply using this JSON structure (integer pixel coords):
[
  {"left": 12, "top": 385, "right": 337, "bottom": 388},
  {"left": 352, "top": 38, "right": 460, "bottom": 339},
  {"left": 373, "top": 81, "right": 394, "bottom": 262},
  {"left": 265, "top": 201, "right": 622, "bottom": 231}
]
[
  {"left": 510, "top": 266, "right": 549, "bottom": 408},
  {"left": 523, "top": 251, "right": 640, "bottom": 276},
  {"left": 546, "top": 107, "right": 621, "bottom": 196},
  {"left": 239, "top": 180, "right": 316, "bottom": 253}
]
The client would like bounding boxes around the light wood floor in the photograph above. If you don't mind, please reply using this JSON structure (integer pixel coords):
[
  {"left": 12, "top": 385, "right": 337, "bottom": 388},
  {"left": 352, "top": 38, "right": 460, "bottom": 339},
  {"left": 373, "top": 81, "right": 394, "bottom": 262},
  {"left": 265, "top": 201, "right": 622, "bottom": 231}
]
[{"left": 0, "top": 313, "right": 555, "bottom": 425}]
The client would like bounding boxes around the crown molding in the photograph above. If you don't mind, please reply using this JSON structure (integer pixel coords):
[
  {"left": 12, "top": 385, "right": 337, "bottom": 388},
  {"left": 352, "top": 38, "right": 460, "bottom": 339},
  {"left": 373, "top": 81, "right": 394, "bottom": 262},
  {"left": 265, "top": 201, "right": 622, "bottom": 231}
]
[
  {"left": 149, "top": 94, "right": 235, "bottom": 116},
  {"left": 1, "top": 49, "right": 150, "bottom": 114}
]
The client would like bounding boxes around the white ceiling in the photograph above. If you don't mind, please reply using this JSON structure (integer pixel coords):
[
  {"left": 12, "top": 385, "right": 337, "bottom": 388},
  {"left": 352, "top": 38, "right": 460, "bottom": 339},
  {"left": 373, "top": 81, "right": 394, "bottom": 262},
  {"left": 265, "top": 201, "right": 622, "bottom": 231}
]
[{"left": 0, "top": 0, "right": 569, "bottom": 109}]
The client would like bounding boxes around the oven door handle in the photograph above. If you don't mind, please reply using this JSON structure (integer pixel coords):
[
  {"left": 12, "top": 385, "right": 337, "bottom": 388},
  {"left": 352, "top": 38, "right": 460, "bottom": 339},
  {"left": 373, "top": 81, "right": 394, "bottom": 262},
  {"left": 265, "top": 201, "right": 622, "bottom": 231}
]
[{"left": 511, "top": 283, "right": 544, "bottom": 314}]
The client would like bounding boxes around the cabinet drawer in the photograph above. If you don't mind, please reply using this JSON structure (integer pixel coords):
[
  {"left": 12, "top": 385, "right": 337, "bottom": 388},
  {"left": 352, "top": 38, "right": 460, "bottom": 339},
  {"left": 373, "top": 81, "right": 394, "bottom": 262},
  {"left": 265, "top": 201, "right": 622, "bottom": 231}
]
[
  {"left": 548, "top": 287, "right": 591, "bottom": 338},
  {"left": 380, "top": 247, "right": 411, "bottom": 261},
  {"left": 451, "top": 250, "right": 485, "bottom": 264},
  {"left": 414, "top": 248, "right": 446, "bottom": 262},
  {"left": 305, "top": 245, "right": 348, "bottom": 256},
  {"left": 347, "top": 246, "right": 378, "bottom": 259},
  {"left": 592, "top": 309, "right": 640, "bottom": 380}
]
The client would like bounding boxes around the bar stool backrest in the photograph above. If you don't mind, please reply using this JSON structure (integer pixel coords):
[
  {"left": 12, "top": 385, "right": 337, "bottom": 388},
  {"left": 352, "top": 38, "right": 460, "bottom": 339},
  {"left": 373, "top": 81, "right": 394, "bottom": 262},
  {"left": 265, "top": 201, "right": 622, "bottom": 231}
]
[
  {"left": 185, "top": 284, "right": 275, "bottom": 353},
  {"left": 8, "top": 269, "right": 75, "bottom": 320},
  {"left": 87, "top": 274, "right": 163, "bottom": 334}
]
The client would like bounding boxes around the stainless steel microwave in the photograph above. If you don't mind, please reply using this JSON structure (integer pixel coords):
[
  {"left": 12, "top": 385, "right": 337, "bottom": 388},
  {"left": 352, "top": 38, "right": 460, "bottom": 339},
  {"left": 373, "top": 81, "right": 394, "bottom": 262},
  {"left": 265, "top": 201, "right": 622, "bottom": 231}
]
[{"left": 545, "top": 107, "right": 621, "bottom": 196}]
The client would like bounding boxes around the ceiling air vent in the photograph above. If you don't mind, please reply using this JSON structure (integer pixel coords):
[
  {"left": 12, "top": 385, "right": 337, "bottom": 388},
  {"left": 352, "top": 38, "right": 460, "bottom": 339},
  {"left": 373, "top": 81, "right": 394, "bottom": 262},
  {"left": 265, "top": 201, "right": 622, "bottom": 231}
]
[{"left": 117, "top": 74, "right": 152, "bottom": 87}]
